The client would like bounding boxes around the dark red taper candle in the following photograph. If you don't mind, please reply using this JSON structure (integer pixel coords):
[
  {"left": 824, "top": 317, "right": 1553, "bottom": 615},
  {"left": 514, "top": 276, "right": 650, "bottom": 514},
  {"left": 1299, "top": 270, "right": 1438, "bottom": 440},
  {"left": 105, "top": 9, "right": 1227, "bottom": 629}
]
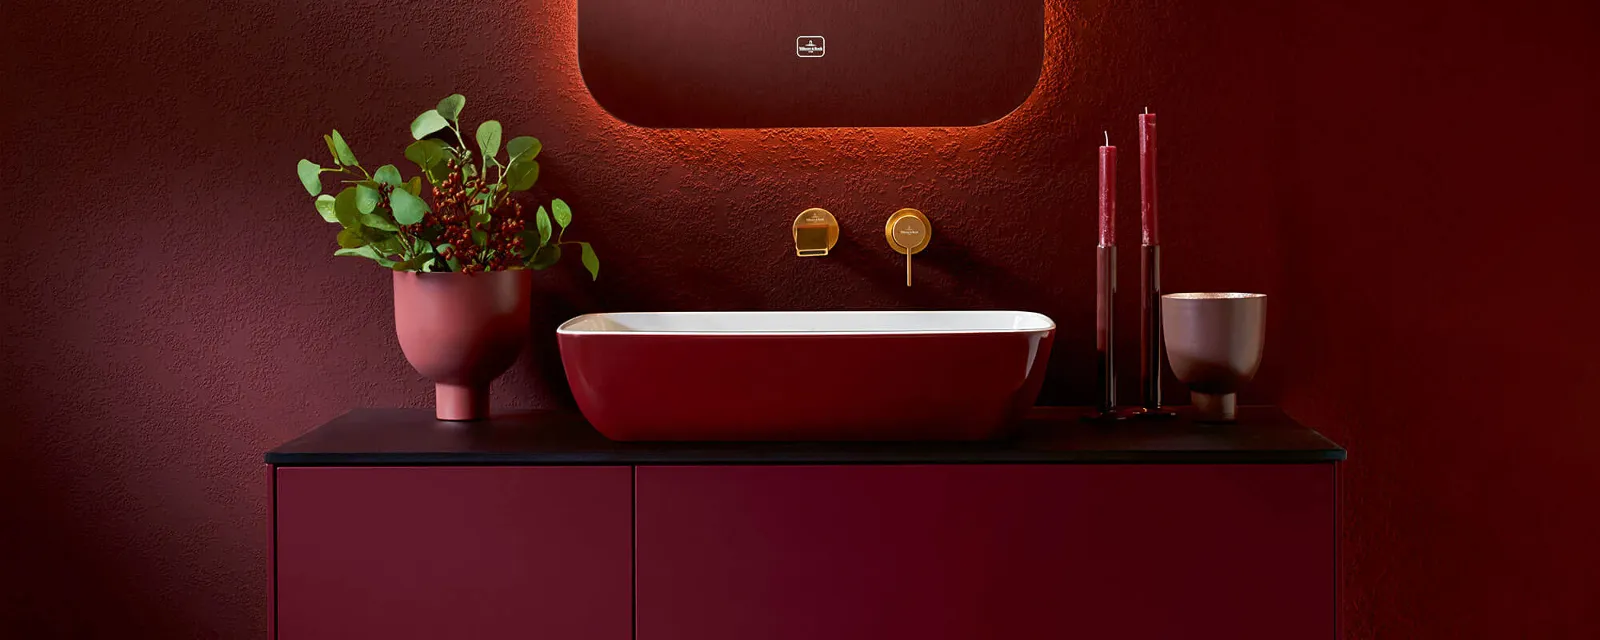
[
  {"left": 1139, "top": 111, "right": 1157, "bottom": 245},
  {"left": 1099, "top": 134, "right": 1116, "bottom": 247}
]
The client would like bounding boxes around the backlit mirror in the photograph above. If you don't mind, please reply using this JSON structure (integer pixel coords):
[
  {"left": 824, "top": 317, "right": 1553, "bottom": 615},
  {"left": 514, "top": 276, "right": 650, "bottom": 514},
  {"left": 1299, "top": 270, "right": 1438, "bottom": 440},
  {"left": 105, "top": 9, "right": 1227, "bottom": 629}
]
[{"left": 579, "top": 0, "right": 1046, "bottom": 128}]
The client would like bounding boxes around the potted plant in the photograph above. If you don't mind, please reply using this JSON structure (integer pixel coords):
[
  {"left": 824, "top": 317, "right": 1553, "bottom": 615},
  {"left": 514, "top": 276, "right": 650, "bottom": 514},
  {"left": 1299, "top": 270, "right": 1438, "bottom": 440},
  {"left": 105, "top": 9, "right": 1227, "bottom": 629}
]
[{"left": 297, "top": 94, "right": 599, "bottom": 421}]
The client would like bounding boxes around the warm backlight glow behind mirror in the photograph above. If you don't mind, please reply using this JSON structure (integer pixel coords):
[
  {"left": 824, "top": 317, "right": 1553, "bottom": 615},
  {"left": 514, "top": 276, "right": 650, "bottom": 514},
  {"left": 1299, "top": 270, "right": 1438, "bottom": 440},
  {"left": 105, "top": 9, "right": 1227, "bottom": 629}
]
[{"left": 579, "top": 0, "right": 1046, "bottom": 129}]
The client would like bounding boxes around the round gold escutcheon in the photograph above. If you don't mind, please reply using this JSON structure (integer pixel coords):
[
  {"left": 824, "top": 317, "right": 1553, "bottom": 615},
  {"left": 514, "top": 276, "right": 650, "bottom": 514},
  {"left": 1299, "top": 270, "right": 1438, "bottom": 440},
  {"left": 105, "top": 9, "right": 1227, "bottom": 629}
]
[
  {"left": 793, "top": 207, "right": 840, "bottom": 257},
  {"left": 885, "top": 208, "right": 931, "bottom": 255}
]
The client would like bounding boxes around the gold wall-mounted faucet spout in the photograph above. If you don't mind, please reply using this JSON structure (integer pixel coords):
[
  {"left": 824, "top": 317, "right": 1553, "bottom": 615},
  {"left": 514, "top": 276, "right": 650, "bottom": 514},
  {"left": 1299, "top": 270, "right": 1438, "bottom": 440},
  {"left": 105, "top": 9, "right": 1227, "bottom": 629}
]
[{"left": 793, "top": 208, "right": 840, "bottom": 257}]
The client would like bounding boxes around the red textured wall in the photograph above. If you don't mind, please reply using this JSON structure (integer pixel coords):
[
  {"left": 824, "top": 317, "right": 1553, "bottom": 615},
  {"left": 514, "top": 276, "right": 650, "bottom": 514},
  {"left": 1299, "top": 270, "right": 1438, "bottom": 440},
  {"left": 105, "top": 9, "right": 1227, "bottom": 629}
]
[{"left": 0, "top": 0, "right": 1591, "bottom": 637}]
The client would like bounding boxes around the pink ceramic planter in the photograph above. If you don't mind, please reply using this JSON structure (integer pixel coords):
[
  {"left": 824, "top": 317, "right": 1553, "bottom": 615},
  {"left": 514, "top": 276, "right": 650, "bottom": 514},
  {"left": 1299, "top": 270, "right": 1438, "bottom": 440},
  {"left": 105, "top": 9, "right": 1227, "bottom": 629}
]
[{"left": 393, "top": 270, "right": 532, "bottom": 421}]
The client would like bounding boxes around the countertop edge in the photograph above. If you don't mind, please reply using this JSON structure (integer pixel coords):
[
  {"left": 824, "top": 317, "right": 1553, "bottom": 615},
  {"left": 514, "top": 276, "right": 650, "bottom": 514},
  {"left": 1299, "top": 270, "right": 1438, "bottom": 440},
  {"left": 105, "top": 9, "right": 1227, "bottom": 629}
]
[
  {"left": 264, "top": 406, "right": 1347, "bottom": 467},
  {"left": 264, "top": 450, "right": 1348, "bottom": 466}
]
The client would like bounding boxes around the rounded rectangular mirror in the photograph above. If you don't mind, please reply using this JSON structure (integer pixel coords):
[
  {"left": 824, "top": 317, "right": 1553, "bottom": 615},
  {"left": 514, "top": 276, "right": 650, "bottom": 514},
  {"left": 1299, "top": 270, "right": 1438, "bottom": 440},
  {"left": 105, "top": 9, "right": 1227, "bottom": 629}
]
[{"left": 579, "top": 0, "right": 1046, "bottom": 128}]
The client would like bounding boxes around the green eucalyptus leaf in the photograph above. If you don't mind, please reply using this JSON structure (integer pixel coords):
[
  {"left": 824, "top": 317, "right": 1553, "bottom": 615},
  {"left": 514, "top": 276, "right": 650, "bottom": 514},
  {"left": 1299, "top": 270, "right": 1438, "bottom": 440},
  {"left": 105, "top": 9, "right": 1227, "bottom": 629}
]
[
  {"left": 404, "top": 140, "right": 429, "bottom": 167},
  {"left": 506, "top": 136, "right": 541, "bottom": 160},
  {"left": 470, "top": 229, "right": 488, "bottom": 247},
  {"left": 329, "top": 130, "right": 358, "bottom": 166},
  {"left": 360, "top": 212, "right": 398, "bottom": 231},
  {"left": 515, "top": 231, "right": 540, "bottom": 257},
  {"left": 535, "top": 206, "right": 552, "bottom": 246},
  {"left": 333, "top": 187, "right": 362, "bottom": 228},
  {"left": 529, "top": 244, "right": 561, "bottom": 270},
  {"left": 314, "top": 195, "right": 338, "bottom": 222},
  {"left": 405, "top": 139, "right": 446, "bottom": 169},
  {"left": 375, "top": 233, "right": 407, "bottom": 257},
  {"left": 437, "top": 94, "right": 466, "bottom": 121},
  {"left": 323, "top": 135, "right": 341, "bottom": 165},
  {"left": 374, "top": 164, "right": 403, "bottom": 186},
  {"left": 578, "top": 242, "right": 599, "bottom": 281},
  {"left": 361, "top": 226, "right": 396, "bottom": 246},
  {"left": 335, "top": 245, "right": 395, "bottom": 268},
  {"left": 334, "top": 246, "right": 375, "bottom": 258},
  {"left": 356, "top": 184, "right": 381, "bottom": 215},
  {"left": 505, "top": 159, "right": 539, "bottom": 191},
  {"left": 410, "top": 110, "right": 449, "bottom": 140},
  {"left": 403, "top": 176, "right": 423, "bottom": 197},
  {"left": 476, "top": 120, "right": 502, "bottom": 161},
  {"left": 389, "top": 188, "right": 429, "bottom": 225},
  {"left": 552, "top": 198, "right": 573, "bottom": 230},
  {"left": 425, "top": 161, "right": 452, "bottom": 185},
  {"left": 336, "top": 227, "right": 366, "bottom": 249},
  {"left": 296, "top": 159, "right": 321, "bottom": 196}
]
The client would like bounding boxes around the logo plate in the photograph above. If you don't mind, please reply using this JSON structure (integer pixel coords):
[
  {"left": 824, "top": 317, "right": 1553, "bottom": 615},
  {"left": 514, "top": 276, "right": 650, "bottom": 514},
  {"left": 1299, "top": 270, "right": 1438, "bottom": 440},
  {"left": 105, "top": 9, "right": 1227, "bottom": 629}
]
[{"left": 796, "top": 36, "right": 825, "bottom": 58}]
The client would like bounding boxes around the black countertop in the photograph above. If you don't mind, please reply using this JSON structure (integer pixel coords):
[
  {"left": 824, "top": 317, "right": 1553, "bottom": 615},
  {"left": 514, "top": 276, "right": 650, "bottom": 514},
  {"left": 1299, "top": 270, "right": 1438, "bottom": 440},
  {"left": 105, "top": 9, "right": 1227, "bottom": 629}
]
[{"left": 265, "top": 406, "right": 1346, "bottom": 466}]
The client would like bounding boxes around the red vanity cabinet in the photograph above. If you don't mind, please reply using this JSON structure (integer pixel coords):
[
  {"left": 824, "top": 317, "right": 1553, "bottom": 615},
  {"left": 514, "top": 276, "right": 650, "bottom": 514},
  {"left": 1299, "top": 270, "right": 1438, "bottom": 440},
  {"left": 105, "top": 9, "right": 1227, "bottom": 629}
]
[
  {"left": 272, "top": 466, "right": 633, "bottom": 640},
  {"left": 267, "top": 408, "right": 1343, "bottom": 639},
  {"left": 635, "top": 464, "right": 1335, "bottom": 640}
]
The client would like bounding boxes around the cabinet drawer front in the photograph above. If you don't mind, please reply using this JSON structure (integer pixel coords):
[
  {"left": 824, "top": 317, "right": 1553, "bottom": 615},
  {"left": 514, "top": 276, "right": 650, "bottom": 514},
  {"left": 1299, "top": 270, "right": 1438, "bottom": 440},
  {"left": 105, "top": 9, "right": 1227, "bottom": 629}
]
[
  {"left": 275, "top": 466, "right": 632, "bottom": 640},
  {"left": 636, "top": 464, "right": 1334, "bottom": 640}
]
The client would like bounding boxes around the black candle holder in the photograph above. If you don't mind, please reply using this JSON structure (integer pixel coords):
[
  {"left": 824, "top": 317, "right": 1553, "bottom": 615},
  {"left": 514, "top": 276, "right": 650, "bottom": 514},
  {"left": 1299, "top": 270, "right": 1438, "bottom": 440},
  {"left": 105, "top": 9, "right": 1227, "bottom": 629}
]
[
  {"left": 1084, "top": 246, "right": 1142, "bottom": 423},
  {"left": 1137, "top": 245, "right": 1178, "bottom": 420}
]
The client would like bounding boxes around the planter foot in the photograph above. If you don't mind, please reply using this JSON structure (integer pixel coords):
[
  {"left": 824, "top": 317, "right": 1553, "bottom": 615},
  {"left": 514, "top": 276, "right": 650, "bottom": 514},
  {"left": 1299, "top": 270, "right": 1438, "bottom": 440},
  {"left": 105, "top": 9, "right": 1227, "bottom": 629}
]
[
  {"left": 1191, "top": 392, "right": 1237, "bottom": 423},
  {"left": 435, "top": 383, "right": 491, "bottom": 421}
]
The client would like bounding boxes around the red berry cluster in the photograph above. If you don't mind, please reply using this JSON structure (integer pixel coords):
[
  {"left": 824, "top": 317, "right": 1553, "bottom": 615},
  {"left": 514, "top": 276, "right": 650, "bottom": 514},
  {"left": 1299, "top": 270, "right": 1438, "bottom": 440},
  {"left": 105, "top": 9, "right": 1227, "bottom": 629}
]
[
  {"left": 406, "top": 159, "right": 530, "bottom": 273},
  {"left": 485, "top": 201, "right": 529, "bottom": 271}
]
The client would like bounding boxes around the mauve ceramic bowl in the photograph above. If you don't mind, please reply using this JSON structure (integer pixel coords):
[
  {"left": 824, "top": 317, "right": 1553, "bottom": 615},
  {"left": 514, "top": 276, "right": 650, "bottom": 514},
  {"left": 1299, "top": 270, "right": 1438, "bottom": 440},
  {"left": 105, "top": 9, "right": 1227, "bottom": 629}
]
[
  {"left": 557, "top": 311, "right": 1055, "bottom": 441},
  {"left": 1161, "top": 293, "right": 1267, "bottom": 422}
]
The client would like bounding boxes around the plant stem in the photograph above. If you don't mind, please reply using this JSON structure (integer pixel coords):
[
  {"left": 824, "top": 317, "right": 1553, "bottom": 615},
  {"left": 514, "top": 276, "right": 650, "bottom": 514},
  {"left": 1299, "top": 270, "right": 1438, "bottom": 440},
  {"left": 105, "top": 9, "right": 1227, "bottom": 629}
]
[
  {"left": 447, "top": 122, "right": 468, "bottom": 150},
  {"left": 406, "top": 234, "right": 418, "bottom": 264}
]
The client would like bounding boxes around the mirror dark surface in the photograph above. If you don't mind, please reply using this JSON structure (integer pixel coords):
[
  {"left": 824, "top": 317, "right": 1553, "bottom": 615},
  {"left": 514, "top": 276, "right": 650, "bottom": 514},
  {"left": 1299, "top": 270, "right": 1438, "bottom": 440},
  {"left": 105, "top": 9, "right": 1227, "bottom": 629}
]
[{"left": 579, "top": 0, "right": 1046, "bottom": 128}]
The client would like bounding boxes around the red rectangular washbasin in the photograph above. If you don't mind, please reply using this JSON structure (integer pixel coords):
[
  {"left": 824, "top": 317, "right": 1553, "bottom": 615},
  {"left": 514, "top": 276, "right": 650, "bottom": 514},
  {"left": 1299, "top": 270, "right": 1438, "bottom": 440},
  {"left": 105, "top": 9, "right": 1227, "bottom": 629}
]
[{"left": 556, "top": 311, "right": 1055, "bottom": 441}]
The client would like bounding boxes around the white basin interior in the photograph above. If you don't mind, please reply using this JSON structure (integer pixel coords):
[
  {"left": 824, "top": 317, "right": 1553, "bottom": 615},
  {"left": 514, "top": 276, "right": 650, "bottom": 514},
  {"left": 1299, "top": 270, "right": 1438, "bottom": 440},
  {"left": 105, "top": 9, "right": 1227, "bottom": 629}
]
[{"left": 559, "top": 311, "right": 1055, "bottom": 336}]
